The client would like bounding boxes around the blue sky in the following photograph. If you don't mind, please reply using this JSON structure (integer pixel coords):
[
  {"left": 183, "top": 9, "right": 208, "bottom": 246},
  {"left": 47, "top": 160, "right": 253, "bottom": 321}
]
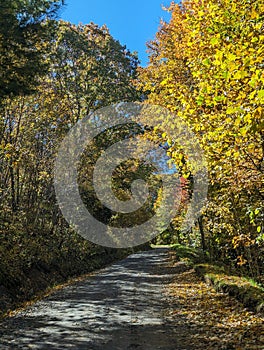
[{"left": 60, "top": 0, "right": 172, "bottom": 66}]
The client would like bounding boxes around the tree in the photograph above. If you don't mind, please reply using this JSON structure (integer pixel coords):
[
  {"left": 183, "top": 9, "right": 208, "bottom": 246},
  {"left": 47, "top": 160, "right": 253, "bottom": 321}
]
[
  {"left": 47, "top": 21, "right": 141, "bottom": 122},
  {"left": 138, "top": 0, "right": 264, "bottom": 279},
  {"left": 0, "top": 0, "right": 64, "bottom": 99},
  {"left": 0, "top": 19, "right": 141, "bottom": 278}
]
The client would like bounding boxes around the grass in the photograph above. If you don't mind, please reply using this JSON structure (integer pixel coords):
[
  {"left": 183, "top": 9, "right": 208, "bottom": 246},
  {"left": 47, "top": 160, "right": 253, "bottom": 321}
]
[{"left": 170, "top": 243, "right": 205, "bottom": 266}]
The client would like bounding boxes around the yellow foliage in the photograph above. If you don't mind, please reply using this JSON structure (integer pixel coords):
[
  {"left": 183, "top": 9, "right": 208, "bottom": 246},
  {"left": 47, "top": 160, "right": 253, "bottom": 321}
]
[{"left": 137, "top": 0, "right": 264, "bottom": 261}]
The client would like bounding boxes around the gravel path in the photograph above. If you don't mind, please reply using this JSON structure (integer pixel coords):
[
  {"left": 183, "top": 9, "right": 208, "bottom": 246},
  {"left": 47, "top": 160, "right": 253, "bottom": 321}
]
[
  {"left": 1, "top": 248, "right": 263, "bottom": 349},
  {"left": 0, "top": 248, "right": 185, "bottom": 349}
]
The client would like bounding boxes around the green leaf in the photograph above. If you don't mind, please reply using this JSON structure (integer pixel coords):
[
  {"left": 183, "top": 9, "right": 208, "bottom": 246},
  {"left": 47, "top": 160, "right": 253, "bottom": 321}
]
[
  {"left": 257, "top": 90, "right": 264, "bottom": 99},
  {"left": 211, "top": 37, "right": 220, "bottom": 45}
]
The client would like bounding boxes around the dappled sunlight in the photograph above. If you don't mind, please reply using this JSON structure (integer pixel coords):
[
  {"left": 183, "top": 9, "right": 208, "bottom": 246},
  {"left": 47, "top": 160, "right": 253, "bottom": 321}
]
[
  {"left": 0, "top": 249, "right": 263, "bottom": 349},
  {"left": 0, "top": 249, "right": 180, "bottom": 349}
]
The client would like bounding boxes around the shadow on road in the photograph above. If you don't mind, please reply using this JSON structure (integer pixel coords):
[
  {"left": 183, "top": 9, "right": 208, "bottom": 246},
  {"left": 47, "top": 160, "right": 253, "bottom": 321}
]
[{"left": 0, "top": 248, "right": 195, "bottom": 349}]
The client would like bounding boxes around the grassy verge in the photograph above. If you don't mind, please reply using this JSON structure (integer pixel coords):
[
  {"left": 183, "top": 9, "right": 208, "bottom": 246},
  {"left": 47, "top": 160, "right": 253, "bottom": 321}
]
[
  {"left": 171, "top": 244, "right": 264, "bottom": 314},
  {"left": 170, "top": 243, "right": 205, "bottom": 266},
  {"left": 194, "top": 264, "right": 264, "bottom": 314}
]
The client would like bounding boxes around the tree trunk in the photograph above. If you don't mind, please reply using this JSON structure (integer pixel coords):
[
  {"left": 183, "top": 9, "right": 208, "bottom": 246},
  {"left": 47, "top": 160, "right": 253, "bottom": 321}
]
[{"left": 198, "top": 215, "right": 206, "bottom": 255}]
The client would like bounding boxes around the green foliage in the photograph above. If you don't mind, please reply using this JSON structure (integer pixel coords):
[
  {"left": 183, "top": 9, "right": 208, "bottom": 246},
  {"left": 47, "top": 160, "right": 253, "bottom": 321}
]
[
  {"left": 0, "top": 0, "right": 64, "bottom": 99},
  {"left": 48, "top": 21, "right": 141, "bottom": 118},
  {"left": 171, "top": 243, "right": 205, "bottom": 266},
  {"left": 0, "top": 20, "right": 141, "bottom": 231}
]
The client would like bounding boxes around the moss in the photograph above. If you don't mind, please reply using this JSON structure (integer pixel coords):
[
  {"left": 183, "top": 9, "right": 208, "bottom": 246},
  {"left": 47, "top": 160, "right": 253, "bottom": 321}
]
[{"left": 194, "top": 264, "right": 264, "bottom": 314}]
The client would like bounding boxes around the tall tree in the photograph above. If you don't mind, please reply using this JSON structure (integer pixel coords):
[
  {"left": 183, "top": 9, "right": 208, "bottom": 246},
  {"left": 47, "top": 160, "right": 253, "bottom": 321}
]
[
  {"left": 0, "top": 20, "right": 141, "bottom": 273},
  {"left": 47, "top": 21, "right": 141, "bottom": 123},
  {"left": 0, "top": 0, "right": 64, "bottom": 99},
  {"left": 138, "top": 0, "right": 264, "bottom": 278}
]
